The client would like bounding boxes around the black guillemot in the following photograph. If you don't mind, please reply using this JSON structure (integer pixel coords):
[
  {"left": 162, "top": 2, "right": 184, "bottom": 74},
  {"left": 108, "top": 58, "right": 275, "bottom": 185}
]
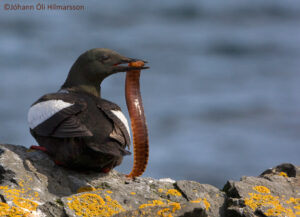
[{"left": 27, "top": 48, "right": 148, "bottom": 172}]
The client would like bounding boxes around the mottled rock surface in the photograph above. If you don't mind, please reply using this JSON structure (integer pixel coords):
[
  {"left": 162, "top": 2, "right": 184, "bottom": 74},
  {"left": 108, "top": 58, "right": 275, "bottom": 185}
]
[
  {"left": 224, "top": 163, "right": 300, "bottom": 217},
  {"left": 0, "top": 144, "right": 299, "bottom": 217}
]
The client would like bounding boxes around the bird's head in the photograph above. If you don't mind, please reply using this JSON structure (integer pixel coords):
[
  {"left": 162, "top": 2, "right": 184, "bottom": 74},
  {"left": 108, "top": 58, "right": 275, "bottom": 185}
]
[{"left": 62, "top": 48, "right": 148, "bottom": 96}]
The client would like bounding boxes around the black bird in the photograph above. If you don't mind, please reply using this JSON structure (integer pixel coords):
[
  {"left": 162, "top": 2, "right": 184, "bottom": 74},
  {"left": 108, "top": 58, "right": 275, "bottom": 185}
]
[{"left": 28, "top": 48, "right": 148, "bottom": 172}]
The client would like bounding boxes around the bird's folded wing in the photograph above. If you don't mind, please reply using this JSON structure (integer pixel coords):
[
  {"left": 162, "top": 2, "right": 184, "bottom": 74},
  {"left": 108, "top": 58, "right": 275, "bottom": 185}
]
[
  {"left": 97, "top": 99, "right": 131, "bottom": 148},
  {"left": 28, "top": 93, "right": 93, "bottom": 138},
  {"left": 88, "top": 142, "right": 131, "bottom": 157}
]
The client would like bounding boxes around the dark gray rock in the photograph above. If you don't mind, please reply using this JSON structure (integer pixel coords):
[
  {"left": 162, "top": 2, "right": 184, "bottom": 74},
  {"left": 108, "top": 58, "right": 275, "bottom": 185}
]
[
  {"left": 0, "top": 143, "right": 299, "bottom": 217},
  {"left": 176, "top": 180, "right": 226, "bottom": 217},
  {"left": 224, "top": 165, "right": 300, "bottom": 217},
  {"left": 114, "top": 202, "right": 207, "bottom": 217},
  {"left": 0, "top": 165, "right": 16, "bottom": 185},
  {"left": 38, "top": 201, "right": 68, "bottom": 217},
  {"left": 260, "top": 163, "right": 297, "bottom": 177}
]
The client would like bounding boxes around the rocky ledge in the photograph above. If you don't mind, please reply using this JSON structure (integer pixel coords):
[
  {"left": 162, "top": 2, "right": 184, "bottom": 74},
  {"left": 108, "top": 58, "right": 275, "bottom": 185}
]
[{"left": 0, "top": 144, "right": 299, "bottom": 217}]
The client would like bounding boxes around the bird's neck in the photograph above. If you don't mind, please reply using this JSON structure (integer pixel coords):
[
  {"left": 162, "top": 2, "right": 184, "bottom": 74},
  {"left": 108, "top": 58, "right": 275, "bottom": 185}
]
[
  {"left": 61, "top": 66, "right": 103, "bottom": 98},
  {"left": 64, "top": 84, "right": 101, "bottom": 97}
]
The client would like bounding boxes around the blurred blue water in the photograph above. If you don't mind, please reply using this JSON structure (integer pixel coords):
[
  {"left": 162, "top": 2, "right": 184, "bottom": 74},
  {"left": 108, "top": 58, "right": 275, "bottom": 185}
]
[{"left": 0, "top": 0, "right": 300, "bottom": 187}]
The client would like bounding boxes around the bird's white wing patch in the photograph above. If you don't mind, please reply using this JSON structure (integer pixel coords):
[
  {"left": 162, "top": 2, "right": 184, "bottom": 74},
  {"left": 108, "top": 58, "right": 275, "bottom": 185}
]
[
  {"left": 111, "top": 110, "right": 131, "bottom": 138},
  {"left": 28, "top": 100, "right": 74, "bottom": 129}
]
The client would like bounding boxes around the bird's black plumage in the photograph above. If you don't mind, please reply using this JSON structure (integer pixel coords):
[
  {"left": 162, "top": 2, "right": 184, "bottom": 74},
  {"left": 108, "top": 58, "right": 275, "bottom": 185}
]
[
  {"left": 28, "top": 48, "right": 148, "bottom": 171},
  {"left": 30, "top": 91, "right": 130, "bottom": 171}
]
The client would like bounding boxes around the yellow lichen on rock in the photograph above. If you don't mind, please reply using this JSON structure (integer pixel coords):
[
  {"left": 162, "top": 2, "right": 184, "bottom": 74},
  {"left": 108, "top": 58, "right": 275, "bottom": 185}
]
[
  {"left": 0, "top": 201, "right": 31, "bottom": 217},
  {"left": 202, "top": 198, "right": 211, "bottom": 210},
  {"left": 157, "top": 207, "right": 172, "bottom": 217},
  {"left": 245, "top": 193, "right": 272, "bottom": 210},
  {"left": 157, "top": 188, "right": 182, "bottom": 197},
  {"left": 286, "top": 197, "right": 300, "bottom": 215},
  {"left": 166, "top": 189, "right": 182, "bottom": 197},
  {"left": 139, "top": 200, "right": 165, "bottom": 209},
  {"left": 156, "top": 202, "right": 181, "bottom": 217},
  {"left": 13, "top": 197, "right": 38, "bottom": 211},
  {"left": 0, "top": 185, "right": 9, "bottom": 190},
  {"left": 245, "top": 186, "right": 300, "bottom": 217},
  {"left": 0, "top": 178, "right": 40, "bottom": 216},
  {"left": 169, "top": 202, "right": 181, "bottom": 213},
  {"left": 67, "top": 193, "right": 125, "bottom": 217},
  {"left": 76, "top": 186, "right": 97, "bottom": 193},
  {"left": 139, "top": 200, "right": 181, "bottom": 217},
  {"left": 279, "top": 172, "right": 288, "bottom": 177},
  {"left": 190, "top": 198, "right": 211, "bottom": 210},
  {"left": 286, "top": 197, "right": 300, "bottom": 205},
  {"left": 265, "top": 206, "right": 295, "bottom": 217},
  {"left": 0, "top": 185, "right": 40, "bottom": 202},
  {"left": 253, "top": 185, "right": 271, "bottom": 194},
  {"left": 190, "top": 199, "right": 201, "bottom": 203},
  {"left": 18, "top": 180, "right": 25, "bottom": 188}
]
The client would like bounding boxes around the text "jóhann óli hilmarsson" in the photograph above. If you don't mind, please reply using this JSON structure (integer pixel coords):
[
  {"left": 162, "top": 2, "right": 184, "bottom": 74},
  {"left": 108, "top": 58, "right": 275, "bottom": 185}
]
[{"left": 4, "top": 3, "right": 85, "bottom": 11}]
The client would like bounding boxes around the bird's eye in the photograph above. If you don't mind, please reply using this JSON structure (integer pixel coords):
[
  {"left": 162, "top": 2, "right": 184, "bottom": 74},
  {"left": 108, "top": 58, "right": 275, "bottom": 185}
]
[{"left": 98, "top": 55, "right": 110, "bottom": 63}]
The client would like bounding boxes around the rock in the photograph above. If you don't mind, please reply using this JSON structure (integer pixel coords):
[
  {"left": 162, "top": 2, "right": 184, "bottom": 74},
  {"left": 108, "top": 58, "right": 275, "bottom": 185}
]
[
  {"left": 0, "top": 144, "right": 299, "bottom": 217},
  {"left": 259, "top": 163, "right": 298, "bottom": 177},
  {"left": 38, "top": 202, "right": 67, "bottom": 217},
  {"left": 224, "top": 163, "right": 300, "bottom": 217},
  {"left": 175, "top": 180, "right": 226, "bottom": 217}
]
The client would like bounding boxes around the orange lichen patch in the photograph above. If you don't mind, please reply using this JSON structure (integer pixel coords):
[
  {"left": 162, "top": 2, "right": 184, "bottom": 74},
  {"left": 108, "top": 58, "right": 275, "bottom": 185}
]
[
  {"left": 293, "top": 205, "right": 300, "bottom": 215},
  {"left": 286, "top": 197, "right": 300, "bottom": 205},
  {"left": 0, "top": 185, "right": 40, "bottom": 202},
  {"left": 264, "top": 205, "right": 295, "bottom": 217},
  {"left": 245, "top": 189, "right": 300, "bottom": 217},
  {"left": 139, "top": 200, "right": 181, "bottom": 217},
  {"left": 190, "top": 198, "right": 211, "bottom": 210},
  {"left": 157, "top": 207, "right": 171, "bottom": 217},
  {"left": 13, "top": 197, "right": 38, "bottom": 211},
  {"left": 139, "top": 200, "right": 165, "bottom": 209},
  {"left": 34, "top": 192, "right": 39, "bottom": 198},
  {"left": 286, "top": 197, "right": 300, "bottom": 215},
  {"left": 169, "top": 202, "right": 181, "bottom": 213},
  {"left": 166, "top": 189, "right": 182, "bottom": 197},
  {"left": 202, "top": 198, "right": 211, "bottom": 210},
  {"left": 18, "top": 180, "right": 25, "bottom": 187},
  {"left": 0, "top": 185, "right": 9, "bottom": 190},
  {"left": 67, "top": 193, "right": 125, "bottom": 217},
  {"left": 0, "top": 202, "right": 31, "bottom": 217},
  {"left": 0, "top": 178, "right": 40, "bottom": 216},
  {"left": 130, "top": 192, "right": 136, "bottom": 195},
  {"left": 76, "top": 186, "right": 96, "bottom": 193},
  {"left": 245, "top": 193, "right": 278, "bottom": 210},
  {"left": 158, "top": 188, "right": 182, "bottom": 197},
  {"left": 253, "top": 186, "right": 271, "bottom": 194},
  {"left": 156, "top": 202, "right": 181, "bottom": 217},
  {"left": 279, "top": 172, "right": 288, "bottom": 177},
  {"left": 106, "top": 190, "right": 113, "bottom": 194}
]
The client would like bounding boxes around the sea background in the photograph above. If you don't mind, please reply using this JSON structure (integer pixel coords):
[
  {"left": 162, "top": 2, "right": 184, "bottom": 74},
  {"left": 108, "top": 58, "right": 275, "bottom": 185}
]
[{"left": 0, "top": 0, "right": 299, "bottom": 188}]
